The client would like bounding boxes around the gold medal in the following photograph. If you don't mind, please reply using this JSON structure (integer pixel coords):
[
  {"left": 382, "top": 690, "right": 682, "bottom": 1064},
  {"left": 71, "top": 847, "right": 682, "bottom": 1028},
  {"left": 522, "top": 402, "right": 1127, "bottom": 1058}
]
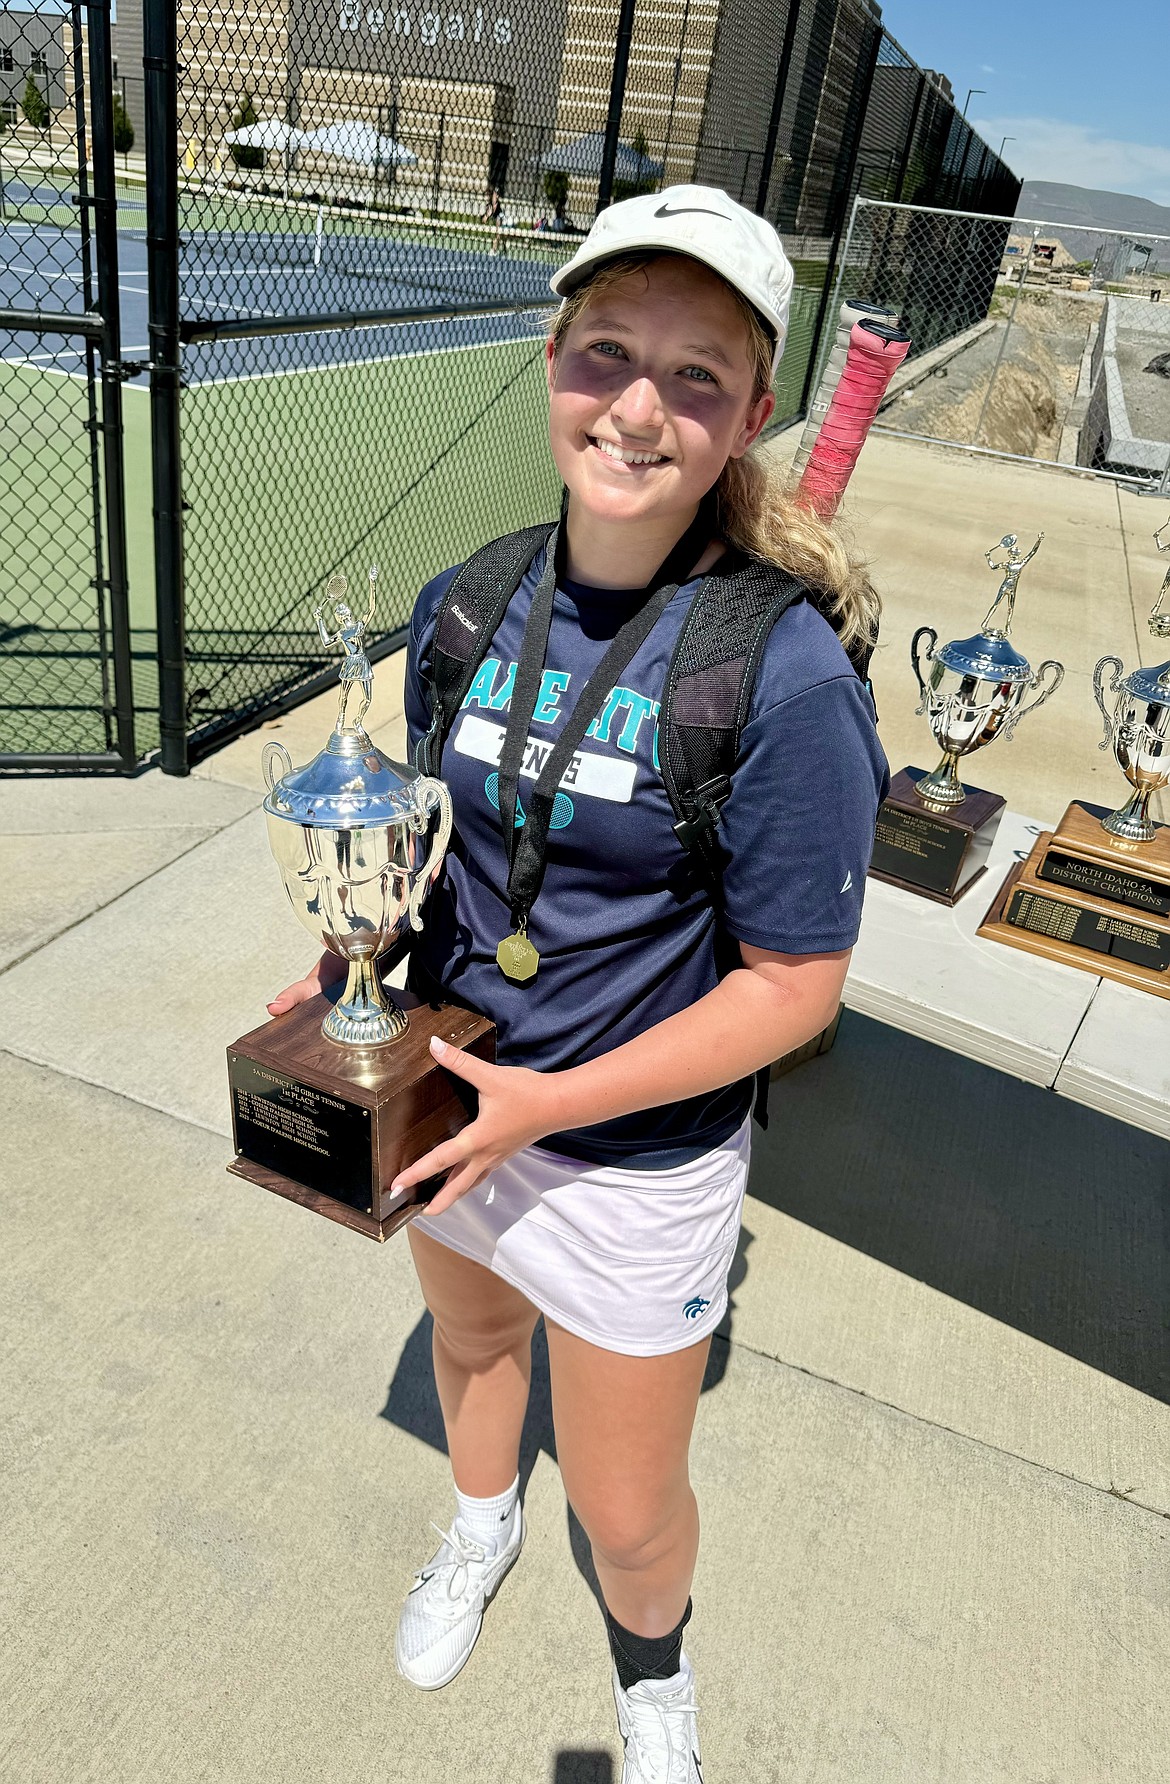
[{"left": 496, "top": 928, "right": 539, "bottom": 983}]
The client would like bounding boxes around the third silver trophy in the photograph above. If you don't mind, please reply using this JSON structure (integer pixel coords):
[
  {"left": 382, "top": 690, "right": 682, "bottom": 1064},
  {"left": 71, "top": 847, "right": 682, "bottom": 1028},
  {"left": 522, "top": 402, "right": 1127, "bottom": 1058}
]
[{"left": 1091, "top": 519, "right": 1170, "bottom": 844}]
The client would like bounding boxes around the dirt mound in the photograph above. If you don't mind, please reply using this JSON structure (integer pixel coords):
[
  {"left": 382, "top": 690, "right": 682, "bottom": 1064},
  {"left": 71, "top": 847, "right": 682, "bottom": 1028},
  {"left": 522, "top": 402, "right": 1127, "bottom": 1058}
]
[{"left": 883, "top": 305, "right": 1085, "bottom": 458}]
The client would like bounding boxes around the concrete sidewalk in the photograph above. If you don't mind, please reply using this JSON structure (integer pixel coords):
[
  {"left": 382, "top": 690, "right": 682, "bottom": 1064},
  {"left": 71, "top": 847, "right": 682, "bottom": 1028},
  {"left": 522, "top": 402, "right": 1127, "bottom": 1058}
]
[{"left": 2, "top": 436, "right": 1168, "bottom": 1783}]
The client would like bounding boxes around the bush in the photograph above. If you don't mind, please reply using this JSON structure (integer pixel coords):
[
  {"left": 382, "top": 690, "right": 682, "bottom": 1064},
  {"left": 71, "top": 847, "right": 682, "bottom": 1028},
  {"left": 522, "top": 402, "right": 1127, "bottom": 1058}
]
[
  {"left": 21, "top": 73, "right": 49, "bottom": 131},
  {"left": 612, "top": 125, "right": 656, "bottom": 203},
  {"left": 542, "top": 169, "right": 569, "bottom": 210},
  {"left": 112, "top": 91, "right": 134, "bottom": 156},
  {"left": 230, "top": 94, "right": 264, "bottom": 171}
]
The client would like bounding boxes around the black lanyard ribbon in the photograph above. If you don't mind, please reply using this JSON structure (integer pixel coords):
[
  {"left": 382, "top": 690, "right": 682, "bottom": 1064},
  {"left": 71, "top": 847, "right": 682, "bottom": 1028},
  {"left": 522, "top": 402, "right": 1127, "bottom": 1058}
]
[{"left": 493, "top": 487, "right": 716, "bottom": 976}]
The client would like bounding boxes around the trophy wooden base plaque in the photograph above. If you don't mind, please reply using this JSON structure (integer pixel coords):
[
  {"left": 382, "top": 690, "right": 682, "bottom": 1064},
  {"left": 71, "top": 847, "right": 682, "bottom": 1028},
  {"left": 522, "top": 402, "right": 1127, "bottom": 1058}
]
[
  {"left": 867, "top": 767, "right": 1007, "bottom": 905},
  {"left": 227, "top": 992, "right": 495, "bottom": 1240},
  {"left": 978, "top": 801, "right": 1170, "bottom": 998}
]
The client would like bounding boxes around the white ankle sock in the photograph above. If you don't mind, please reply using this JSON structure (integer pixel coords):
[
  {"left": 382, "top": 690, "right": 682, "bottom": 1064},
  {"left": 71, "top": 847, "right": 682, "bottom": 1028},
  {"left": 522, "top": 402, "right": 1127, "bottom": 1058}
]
[{"left": 453, "top": 1474, "right": 520, "bottom": 1552}]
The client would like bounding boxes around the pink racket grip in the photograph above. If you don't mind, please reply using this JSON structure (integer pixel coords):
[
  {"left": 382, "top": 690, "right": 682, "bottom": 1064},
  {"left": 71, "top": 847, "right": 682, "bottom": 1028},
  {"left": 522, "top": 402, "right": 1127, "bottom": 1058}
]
[{"left": 797, "top": 319, "right": 911, "bottom": 519}]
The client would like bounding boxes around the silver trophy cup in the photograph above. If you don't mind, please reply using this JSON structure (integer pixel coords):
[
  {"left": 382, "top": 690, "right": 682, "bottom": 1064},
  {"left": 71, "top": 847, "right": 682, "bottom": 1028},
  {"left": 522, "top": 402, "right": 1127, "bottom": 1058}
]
[
  {"left": 1091, "top": 520, "right": 1170, "bottom": 844},
  {"left": 910, "top": 532, "right": 1064, "bottom": 807},
  {"left": 262, "top": 569, "right": 452, "bottom": 1046}
]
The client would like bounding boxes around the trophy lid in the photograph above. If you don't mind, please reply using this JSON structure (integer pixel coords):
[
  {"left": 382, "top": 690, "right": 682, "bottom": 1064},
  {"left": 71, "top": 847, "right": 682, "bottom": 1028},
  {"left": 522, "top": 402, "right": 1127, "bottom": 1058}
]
[
  {"left": 1121, "top": 658, "right": 1170, "bottom": 705},
  {"left": 263, "top": 728, "right": 428, "bottom": 830},
  {"left": 936, "top": 630, "right": 1035, "bottom": 684}
]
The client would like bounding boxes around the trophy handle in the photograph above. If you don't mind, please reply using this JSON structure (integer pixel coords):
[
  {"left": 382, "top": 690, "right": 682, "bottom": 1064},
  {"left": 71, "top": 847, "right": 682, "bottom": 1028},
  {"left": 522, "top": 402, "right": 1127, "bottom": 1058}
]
[
  {"left": 262, "top": 739, "right": 294, "bottom": 791},
  {"left": 910, "top": 626, "right": 937, "bottom": 714},
  {"left": 1004, "top": 659, "right": 1064, "bottom": 742},
  {"left": 408, "top": 776, "right": 453, "bottom": 932},
  {"left": 1092, "top": 656, "right": 1123, "bottom": 750}
]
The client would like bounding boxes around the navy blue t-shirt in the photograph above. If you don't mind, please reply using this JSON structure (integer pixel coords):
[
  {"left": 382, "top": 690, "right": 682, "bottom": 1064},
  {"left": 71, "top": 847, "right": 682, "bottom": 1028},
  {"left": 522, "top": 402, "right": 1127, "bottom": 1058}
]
[{"left": 404, "top": 545, "right": 889, "bottom": 1168}]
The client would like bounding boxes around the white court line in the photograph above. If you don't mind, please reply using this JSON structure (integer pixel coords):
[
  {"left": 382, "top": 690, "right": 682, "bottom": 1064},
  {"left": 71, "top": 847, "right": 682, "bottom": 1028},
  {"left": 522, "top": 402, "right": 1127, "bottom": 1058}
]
[
  {"left": 187, "top": 327, "right": 541, "bottom": 387},
  {"left": 1, "top": 328, "right": 538, "bottom": 387},
  {"left": 1, "top": 343, "right": 150, "bottom": 380},
  {"left": 5, "top": 261, "right": 83, "bottom": 281}
]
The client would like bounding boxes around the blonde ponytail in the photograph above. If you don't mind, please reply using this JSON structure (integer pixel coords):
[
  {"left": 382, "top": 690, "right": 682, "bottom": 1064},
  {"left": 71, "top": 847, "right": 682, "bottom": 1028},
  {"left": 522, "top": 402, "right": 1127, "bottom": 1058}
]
[
  {"left": 714, "top": 451, "right": 880, "bottom": 659},
  {"left": 547, "top": 250, "right": 880, "bottom": 658}
]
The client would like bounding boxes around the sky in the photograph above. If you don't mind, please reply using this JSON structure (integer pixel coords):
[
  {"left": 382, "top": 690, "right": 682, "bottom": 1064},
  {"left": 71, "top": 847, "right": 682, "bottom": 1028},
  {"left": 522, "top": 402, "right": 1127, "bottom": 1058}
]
[{"left": 882, "top": 0, "right": 1170, "bottom": 206}]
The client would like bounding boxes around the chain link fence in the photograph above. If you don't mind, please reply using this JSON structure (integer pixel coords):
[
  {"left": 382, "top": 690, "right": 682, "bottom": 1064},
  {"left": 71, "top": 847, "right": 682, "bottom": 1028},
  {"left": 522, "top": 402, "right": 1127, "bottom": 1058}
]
[
  {"left": 3, "top": 0, "right": 1021, "bottom": 769},
  {"left": 828, "top": 197, "right": 1170, "bottom": 490},
  {"left": 0, "top": 2, "right": 137, "bottom": 766}
]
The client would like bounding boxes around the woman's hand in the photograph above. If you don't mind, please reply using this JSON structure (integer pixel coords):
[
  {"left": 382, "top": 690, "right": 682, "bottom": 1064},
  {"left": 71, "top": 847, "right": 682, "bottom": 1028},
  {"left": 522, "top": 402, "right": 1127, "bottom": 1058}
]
[
  {"left": 392, "top": 1036, "right": 561, "bottom": 1216},
  {"left": 266, "top": 951, "right": 346, "bottom": 1017}
]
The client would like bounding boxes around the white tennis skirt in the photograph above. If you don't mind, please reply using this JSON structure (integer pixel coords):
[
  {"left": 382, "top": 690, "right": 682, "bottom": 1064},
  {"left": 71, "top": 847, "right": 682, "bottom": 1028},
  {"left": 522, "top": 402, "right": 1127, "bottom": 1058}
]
[{"left": 411, "top": 1118, "right": 751, "bottom": 1357}]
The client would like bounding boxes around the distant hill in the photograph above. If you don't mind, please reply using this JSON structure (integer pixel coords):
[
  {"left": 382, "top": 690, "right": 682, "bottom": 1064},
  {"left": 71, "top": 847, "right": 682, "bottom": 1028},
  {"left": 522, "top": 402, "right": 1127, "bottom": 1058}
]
[{"left": 1017, "top": 181, "right": 1170, "bottom": 240}]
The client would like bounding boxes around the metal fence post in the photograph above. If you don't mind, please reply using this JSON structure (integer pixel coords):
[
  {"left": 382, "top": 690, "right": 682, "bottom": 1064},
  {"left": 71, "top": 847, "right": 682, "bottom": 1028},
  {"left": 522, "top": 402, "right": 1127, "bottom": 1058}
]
[
  {"left": 893, "top": 72, "right": 926, "bottom": 203},
  {"left": 89, "top": 0, "right": 136, "bottom": 768},
  {"left": 754, "top": 0, "right": 801, "bottom": 217},
  {"left": 806, "top": 193, "right": 863, "bottom": 401},
  {"left": 973, "top": 225, "right": 1038, "bottom": 446},
  {"left": 432, "top": 112, "right": 445, "bottom": 217},
  {"left": 1155, "top": 453, "right": 1170, "bottom": 501},
  {"left": 144, "top": 0, "right": 187, "bottom": 775},
  {"left": 596, "top": 0, "right": 637, "bottom": 213},
  {"left": 800, "top": 20, "right": 882, "bottom": 412}
]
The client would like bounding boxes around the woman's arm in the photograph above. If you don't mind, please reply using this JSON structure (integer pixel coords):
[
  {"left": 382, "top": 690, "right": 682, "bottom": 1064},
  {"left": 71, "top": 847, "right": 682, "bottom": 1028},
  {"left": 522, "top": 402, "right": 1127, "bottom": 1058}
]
[{"left": 391, "top": 942, "right": 848, "bottom": 1213}]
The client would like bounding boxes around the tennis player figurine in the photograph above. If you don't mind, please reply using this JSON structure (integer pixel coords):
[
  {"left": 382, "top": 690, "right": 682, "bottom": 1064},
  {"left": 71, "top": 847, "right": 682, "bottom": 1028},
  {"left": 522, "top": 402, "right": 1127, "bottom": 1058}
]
[
  {"left": 267, "top": 186, "right": 889, "bottom": 1781},
  {"left": 314, "top": 568, "right": 376, "bottom": 733},
  {"left": 981, "top": 531, "right": 1043, "bottom": 635}
]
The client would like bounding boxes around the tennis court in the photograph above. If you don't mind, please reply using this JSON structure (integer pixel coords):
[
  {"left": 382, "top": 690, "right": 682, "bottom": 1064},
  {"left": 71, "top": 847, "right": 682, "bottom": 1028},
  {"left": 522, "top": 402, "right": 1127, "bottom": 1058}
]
[
  {"left": 1, "top": 180, "right": 571, "bottom": 755},
  {"left": 2, "top": 176, "right": 824, "bottom": 758}
]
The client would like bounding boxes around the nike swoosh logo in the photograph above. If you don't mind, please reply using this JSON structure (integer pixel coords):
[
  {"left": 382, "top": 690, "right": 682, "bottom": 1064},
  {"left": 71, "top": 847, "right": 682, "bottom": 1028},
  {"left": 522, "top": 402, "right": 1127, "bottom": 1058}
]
[
  {"left": 840, "top": 870, "right": 853, "bottom": 892},
  {"left": 654, "top": 203, "right": 729, "bottom": 221}
]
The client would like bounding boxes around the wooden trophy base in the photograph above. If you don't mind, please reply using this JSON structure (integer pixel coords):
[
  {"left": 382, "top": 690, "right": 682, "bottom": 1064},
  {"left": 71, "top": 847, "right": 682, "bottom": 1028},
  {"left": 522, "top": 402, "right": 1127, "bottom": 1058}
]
[
  {"left": 977, "top": 803, "right": 1170, "bottom": 999},
  {"left": 867, "top": 767, "right": 1006, "bottom": 906},
  {"left": 226, "top": 990, "right": 495, "bottom": 1240}
]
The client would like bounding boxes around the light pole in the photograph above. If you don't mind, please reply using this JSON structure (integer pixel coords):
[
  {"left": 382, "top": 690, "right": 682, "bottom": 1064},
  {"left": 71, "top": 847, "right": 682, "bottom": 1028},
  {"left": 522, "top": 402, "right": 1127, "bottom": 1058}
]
[
  {"left": 998, "top": 135, "right": 1015, "bottom": 160},
  {"left": 963, "top": 87, "right": 985, "bottom": 118}
]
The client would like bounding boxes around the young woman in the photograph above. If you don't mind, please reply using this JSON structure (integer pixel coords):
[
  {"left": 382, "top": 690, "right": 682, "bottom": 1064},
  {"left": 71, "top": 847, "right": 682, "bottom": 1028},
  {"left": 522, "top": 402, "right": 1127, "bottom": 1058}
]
[{"left": 269, "top": 185, "right": 888, "bottom": 1781}]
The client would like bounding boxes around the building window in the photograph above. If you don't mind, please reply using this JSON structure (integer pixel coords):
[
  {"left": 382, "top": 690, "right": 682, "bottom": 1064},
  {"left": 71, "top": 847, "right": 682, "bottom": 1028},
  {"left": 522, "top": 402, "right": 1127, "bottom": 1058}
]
[
  {"left": 2, "top": 101, "right": 16, "bottom": 126},
  {"left": 29, "top": 48, "right": 49, "bottom": 74},
  {"left": 0, "top": 46, "right": 14, "bottom": 73}
]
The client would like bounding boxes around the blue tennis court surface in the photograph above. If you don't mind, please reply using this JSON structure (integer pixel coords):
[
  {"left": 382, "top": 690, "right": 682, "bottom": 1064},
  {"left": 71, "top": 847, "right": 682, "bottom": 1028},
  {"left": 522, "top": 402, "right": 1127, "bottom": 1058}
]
[{"left": 1, "top": 179, "right": 560, "bottom": 383}]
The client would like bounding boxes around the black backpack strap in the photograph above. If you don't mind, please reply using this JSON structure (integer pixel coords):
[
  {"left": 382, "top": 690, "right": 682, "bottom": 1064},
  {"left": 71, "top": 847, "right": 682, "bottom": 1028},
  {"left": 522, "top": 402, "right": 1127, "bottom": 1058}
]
[
  {"left": 659, "top": 556, "right": 809, "bottom": 1132},
  {"left": 416, "top": 518, "right": 558, "bottom": 775},
  {"left": 659, "top": 555, "right": 808, "bottom": 892}
]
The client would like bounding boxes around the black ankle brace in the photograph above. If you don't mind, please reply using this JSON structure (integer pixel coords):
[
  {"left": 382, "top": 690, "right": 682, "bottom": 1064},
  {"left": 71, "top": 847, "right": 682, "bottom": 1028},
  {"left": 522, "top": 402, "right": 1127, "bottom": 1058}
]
[{"left": 604, "top": 1598, "right": 693, "bottom": 1691}]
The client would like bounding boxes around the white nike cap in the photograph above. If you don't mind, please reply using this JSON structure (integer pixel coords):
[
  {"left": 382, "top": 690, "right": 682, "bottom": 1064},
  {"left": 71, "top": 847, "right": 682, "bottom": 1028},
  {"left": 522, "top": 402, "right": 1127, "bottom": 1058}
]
[{"left": 549, "top": 184, "right": 794, "bottom": 375}]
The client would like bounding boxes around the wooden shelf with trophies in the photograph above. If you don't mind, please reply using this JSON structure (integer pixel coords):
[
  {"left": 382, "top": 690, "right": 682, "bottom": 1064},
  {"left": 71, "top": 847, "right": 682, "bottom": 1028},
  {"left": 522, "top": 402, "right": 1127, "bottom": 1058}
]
[
  {"left": 868, "top": 533, "right": 1063, "bottom": 906},
  {"left": 979, "top": 521, "right": 1170, "bottom": 1003},
  {"left": 225, "top": 569, "right": 495, "bottom": 1242}
]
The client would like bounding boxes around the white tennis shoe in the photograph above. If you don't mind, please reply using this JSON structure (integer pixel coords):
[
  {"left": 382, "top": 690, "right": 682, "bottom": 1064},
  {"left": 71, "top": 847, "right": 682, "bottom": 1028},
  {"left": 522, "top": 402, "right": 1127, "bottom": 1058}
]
[
  {"left": 394, "top": 1502, "right": 524, "bottom": 1690},
  {"left": 613, "top": 1652, "right": 704, "bottom": 1782}
]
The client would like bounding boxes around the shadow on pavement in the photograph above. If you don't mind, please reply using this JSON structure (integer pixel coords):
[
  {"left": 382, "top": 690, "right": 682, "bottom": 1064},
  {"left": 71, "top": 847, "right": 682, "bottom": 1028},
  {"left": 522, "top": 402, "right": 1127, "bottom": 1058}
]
[
  {"left": 553, "top": 1751, "right": 616, "bottom": 1782},
  {"left": 751, "top": 1008, "right": 1169, "bottom": 1403},
  {"left": 380, "top": 1221, "right": 754, "bottom": 1604}
]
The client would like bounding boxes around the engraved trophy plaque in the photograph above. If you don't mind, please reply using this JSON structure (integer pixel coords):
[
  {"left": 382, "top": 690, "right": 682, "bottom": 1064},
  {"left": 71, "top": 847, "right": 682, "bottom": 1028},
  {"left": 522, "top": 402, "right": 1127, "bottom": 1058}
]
[
  {"left": 226, "top": 570, "right": 494, "bottom": 1239},
  {"left": 869, "top": 534, "right": 1065, "bottom": 904},
  {"left": 979, "top": 521, "right": 1170, "bottom": 998}
]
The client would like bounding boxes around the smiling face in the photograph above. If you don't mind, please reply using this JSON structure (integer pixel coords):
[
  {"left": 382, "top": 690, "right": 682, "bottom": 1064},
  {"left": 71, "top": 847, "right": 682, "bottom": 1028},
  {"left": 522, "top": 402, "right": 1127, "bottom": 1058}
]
[{"left": 545, "top": 253, "right": 775, "bottom": 540}]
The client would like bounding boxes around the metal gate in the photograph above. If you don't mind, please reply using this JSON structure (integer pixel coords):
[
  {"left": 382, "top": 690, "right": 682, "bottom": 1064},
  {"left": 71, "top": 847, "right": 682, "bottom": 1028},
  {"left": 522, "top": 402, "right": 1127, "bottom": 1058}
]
[{"left": 0, "top": 1, "right": 134, "bottom": 769}]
